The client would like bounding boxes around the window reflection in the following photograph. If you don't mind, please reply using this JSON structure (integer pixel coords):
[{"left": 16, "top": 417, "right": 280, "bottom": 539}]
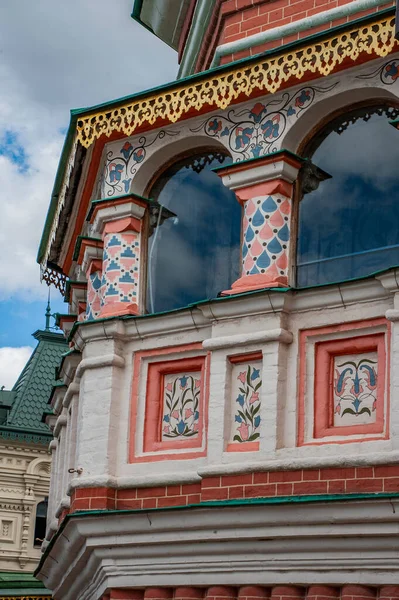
[
  {"left": 297, "top": 106, "right": 399, "bottom": 287},
  {"left": 147, "top": 151, "right": 241, "bottom": 313}
]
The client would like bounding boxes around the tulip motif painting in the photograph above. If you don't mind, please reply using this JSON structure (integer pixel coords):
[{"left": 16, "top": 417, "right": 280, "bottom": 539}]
[
  {"left": 231, "top": 361, "right": 262, "bottom": 443},
  {"left": 162, "top": 372, "right": 201, "bottom": 439},
  {"left": 333, "top": 352, "right": 378, "bottom": 426}
]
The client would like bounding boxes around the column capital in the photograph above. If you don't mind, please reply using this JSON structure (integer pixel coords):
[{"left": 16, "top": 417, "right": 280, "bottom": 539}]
[
  {"left": 73, "top": 236, "right": 103, "bottom": 271},
  {"left": 87, "top": 193, "right": 175, "bottom": 237},
  {"left": 213, "top": 150, "right": 304, "bottom": 200}
]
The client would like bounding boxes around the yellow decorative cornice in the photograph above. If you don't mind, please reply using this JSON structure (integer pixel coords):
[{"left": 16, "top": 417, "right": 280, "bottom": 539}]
[
  {"left": 0, "top": 597, "right": 51, "bottom": 600},
  {"left": 75, "top": 12, "right": 397, "bottom": 149}
]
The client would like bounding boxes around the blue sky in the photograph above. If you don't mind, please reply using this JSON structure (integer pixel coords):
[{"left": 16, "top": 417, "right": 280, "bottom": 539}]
[{"left": 0, "top": 0, "right": 177, "bottom": 387}]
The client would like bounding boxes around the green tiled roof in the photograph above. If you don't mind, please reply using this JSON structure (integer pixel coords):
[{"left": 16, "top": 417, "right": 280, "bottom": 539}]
[
  {"left": 0, "top": 329, "right": 67, "bottom": 445},
  {"left": 0, "top": 571, "right": 50, "bottom": 592}
]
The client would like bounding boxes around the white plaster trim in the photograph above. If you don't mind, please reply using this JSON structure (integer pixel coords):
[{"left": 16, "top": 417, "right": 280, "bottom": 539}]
[
  {"left": 75, "top": 354, "right": 125, "bottom": 379},
  {"left": 90, "top": 201, "right": 146, "bottom": 237},
  {"left": 198, "top": 450, "right": 399, "bottom": 477},
  {"left": 54, "top": 415, "right": 68, "bottom": 438},
  {"left": 54, "top": 496, "right": 70, "bottom": 519},
  {"left": 49, "top": 440, "right": 58, "bottom": 451},
  {"left": 220, "top": 158, "right": 300, "bottom": 190},
  {"left": 210, "top": 0, "right": 394, "bottom": 66},
  {"left": 62, "top": 382, "right": 80, "bottom": 409},
  {"left": 202, "top": 328, "right": 293, "bottom": 350},
  {"left": 386, "top": 309, "right": 399, "bottom": 322},
  {"left": 38, "top": 499, "right": 399, "bottom": 600},
  {"left": 66, "top": 471, "right": 201, "bottom": 495}
]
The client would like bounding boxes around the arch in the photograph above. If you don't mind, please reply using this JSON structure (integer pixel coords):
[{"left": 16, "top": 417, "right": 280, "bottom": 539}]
[
  {"left": 143, "top": 146, "right": 241, "bottom": 314},
  {"left": 130, "top": 133, "right": 232, "bottom": 197},
  {"left": 280, "top": 86, "right": 399, "bottom": 155},
  {"left": 26, "top": 457, "right": 51, "bottom": 477},
  {"left": 295, "top": 98, "right": 399, "bottom": 287}
]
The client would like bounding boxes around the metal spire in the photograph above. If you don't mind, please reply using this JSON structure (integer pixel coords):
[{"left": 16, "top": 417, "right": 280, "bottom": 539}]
[{"left": 45, "top": 289, "right": 51, "bottom": 331}]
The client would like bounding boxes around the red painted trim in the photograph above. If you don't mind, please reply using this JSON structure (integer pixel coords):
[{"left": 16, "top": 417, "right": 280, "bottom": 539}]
[
  {"left": 144, "top": 356, "right": 206, "bottom": 452},
  {"left": 178, "top": 0, "right": 197, "bottom": 62},
  {"left": 77, "top": 237, "right": 103, "bottom": 265},
  {"left": 235, "top": 180, "right": 293, "bottom": 203},
  {"left": 314, "top": 333, "right": 385, "bottom": 438},
  {"left": 297, "top": 318, "right": 390, "bottom": 446},
  {"left": 129, "top": 343, "right": 209, "bottom": 462},
  {"left": 103, "top": 216, "right": 142, "bottom": 235},
  {"left": 226, "top": 441, "right": 260, "bottom": 452},
  {"left": 229, "top": 351, "right": 263, "bottom": 364},
  {"left": 69, "top": 463, "right": 399, "bottom": 512}
]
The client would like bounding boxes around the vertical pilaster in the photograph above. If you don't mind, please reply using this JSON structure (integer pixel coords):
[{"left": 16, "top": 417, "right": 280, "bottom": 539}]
[
  {"left": 88, "top": 195, "right": 174, "bottom": 318},
  {"left": 214, "top": 152, "right": 303, "bottom": 294},
  {"left": 75, "top": 236, "right": 103, "bottom": 321}
]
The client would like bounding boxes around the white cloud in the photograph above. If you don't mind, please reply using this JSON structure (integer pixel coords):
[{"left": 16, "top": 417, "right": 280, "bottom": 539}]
[
  {"left": 0, "top": 0, "right": 177, "bottom": 301},
  {"left": 0, "top": 346, "right": 33, "bottom": 389}
]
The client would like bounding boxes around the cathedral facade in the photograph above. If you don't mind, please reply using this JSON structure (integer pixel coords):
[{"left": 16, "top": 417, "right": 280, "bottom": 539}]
[{"left": 36, "top": 1, "right": 399, "bottom": 599}]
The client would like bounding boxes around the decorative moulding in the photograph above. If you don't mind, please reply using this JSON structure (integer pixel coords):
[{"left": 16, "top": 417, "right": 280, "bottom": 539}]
[
  {"left": 298, "top": 318, "right": 390, "bottom": 446},
  {"left": 226, "top": 352, "right": 263, "bottom": 452},
  {"left": 129, "top": 343, "right": 209, "bottom": 463}
]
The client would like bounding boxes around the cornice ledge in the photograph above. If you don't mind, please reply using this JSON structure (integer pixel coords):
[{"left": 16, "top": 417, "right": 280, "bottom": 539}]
[
  {"left": 55, "top": 496, "right": 71, "bottom": 518},
  {"left": 198, "top": 292, "right": 289, "bottom": 321},
  {"left": 75, "top": 354, "right": 125, "bottom": 379},
  {"left": 73, "top": 319, "right": 127, "bottom": 350},
  {"left": 386, "top": 309, "right": 399, "bottom": 322},
  {"left": 198, "top": 450, "right": 399, "bottom": 477},
  {"left": 67, "top": 472, "right": 201, "bottom": 494},
  {"left": 62, "top": 381, "right": 80, "bottom": 409},
  {"left": 54, "top": 414, "right": 68, "bottom": 438},
  {"left": 203, "top": 328, "right": 293, "bottom": 350}
]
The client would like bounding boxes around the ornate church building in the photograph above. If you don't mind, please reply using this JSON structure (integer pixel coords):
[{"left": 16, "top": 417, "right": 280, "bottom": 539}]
[{"left": 36, "top": 0, "right": 399, "bottom": 598}]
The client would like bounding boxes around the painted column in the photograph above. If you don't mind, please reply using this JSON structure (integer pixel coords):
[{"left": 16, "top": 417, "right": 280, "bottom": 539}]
[
  {"left": 215, "top": 151, "right": 303, "bottom": 294},
  {"left": 88, "top": 194, "right": 174, "bottom": 318},
  {"left": 75, "top": 237, "right": 103, "bottom": 321}
]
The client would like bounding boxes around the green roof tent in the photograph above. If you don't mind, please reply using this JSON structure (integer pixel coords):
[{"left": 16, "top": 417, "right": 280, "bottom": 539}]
[
  {"left": 0, "top": 570, "right": 51, "bottom": 597},
  {"left": 0, "top": 328, "right": 67, "bottom": 445}
]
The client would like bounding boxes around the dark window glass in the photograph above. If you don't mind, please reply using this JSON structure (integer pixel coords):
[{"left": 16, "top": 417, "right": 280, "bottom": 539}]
[
  {"left": 147, "top": 151, "right": 241, "bottom": 313},
  {"left": 34, "top": 499, "right": 48, "bottom": 547},
  {"left": 297, "top": 106, "right": 399, "bottom": 287}
]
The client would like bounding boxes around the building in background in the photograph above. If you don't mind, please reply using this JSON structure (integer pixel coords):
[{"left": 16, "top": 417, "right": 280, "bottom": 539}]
[
  {"left": 0, "top": 309, "right": 66, "bottom": 600},
  {"left": 36, "top": 0, "right": 399, "bottom": 599}
]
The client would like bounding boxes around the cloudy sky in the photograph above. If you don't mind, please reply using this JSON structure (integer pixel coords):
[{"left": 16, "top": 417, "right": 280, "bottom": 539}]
[{"left": 0, "top": 0, "right": 177, "bottom": 388}]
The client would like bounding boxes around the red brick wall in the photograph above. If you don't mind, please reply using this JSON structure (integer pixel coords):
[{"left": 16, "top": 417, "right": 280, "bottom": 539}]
[
  {"left": 101, "top": 585, "right": 399, "bottom": 600},
  {"left": 193, "top": 0, "right": 395, "bottom": 70},
  {"left": 67, "top": 464, "right": 399, "bottom": 515}
]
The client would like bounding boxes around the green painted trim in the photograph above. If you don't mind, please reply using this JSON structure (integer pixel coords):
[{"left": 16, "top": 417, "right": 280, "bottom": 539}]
[
  {"left": 37, "top": 7, "right": 395, "bottom": 267},
  {"left": 390, "top": 118, "right": 399, "bottom": 129},
  {"left": 130, "top": 0, "right": 154, "bottom": 35},
  {"left": 35, "top": 490, "right": 399, "bottom": 576},
  {"left": 37, "top": 117, "right": 77, "bottom": 264},
  {"left": 211, "top": 0, "right": 394, "bottom": 67},
  {"left": 64, "top": 279, "right": 87, "bottom": 303},
  {"left": 0, "top": 426, "right": 52, "bottom": 446},
  {"left": 66, "top": 262, "right": 399, "bottom": 344},
  {"left": 54, "top": 312, "right": 77, "bottom": 327},
  {"left": 72, "top": 235, "right": 102, "bottom": 262},
  {"left": 212, "top": 148, "right": 306, "bottom": 173},
  {"left": 86, "top": 192, "right": 154, "bottom": 221},
  {"left": 178, "top": 0, "right": 216, "bottom": 79}
]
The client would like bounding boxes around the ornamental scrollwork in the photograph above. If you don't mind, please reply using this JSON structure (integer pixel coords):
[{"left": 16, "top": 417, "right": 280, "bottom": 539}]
[
  {"left": 75, "top": 15, "right": 398, "bottom": 148},
  {"left": 190, "top": 85, "right": 336, "bottom": 160},
  {"left": 356, "top": 58, "right": 399, "bottom": 85},
  {"left": 100, "top": 129, "right": 179, "bottom": 198}
]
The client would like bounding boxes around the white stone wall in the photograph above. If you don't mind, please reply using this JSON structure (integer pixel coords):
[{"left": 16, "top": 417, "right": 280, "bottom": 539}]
[{"left": 0, "top": 443, "right": 50, "bottom": 572}]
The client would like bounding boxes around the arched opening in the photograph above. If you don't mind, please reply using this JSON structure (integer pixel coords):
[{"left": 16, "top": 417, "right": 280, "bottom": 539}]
[
  {"left": 34, "top": 499, "right": 48, "bottom": 547},
  {"left": 146, "top": 148, "right": 241, "bottom": 313},
  {"left": 296, "top": 102, "right": 399, "bottom": 287}
]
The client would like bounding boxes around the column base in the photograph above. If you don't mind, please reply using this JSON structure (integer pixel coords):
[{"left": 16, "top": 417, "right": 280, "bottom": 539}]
[
  {"left": 99, "top": 302, "right": 139, "bottom": 318},
  {"left": 221, "top": 274, "right": 288, "bottom": 295}
]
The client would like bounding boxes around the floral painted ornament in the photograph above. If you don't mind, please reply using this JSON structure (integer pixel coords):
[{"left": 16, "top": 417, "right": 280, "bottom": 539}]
[{"left": 233, "top": 365, "right": 262, "bottom": 443}]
